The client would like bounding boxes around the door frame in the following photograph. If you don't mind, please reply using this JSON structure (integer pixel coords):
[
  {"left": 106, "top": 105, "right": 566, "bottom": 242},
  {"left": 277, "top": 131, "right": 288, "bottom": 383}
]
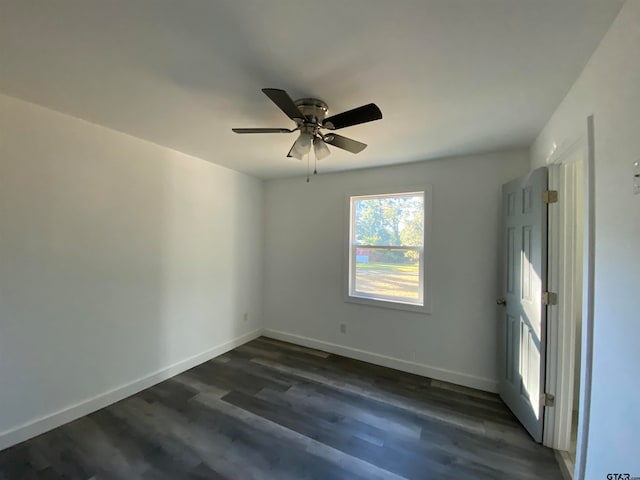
[
  {"left": 542, "top": 116, "right": 595, "bottom": 480},
  {"left": 544, "top": 138, "right": 584, "bottom": 450}
]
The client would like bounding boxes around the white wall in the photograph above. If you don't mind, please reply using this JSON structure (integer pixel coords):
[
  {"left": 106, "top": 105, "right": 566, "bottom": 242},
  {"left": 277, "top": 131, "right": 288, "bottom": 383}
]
[
  {"left": 0, "top": 94, "right": 264, "bottom": 449},
  {"left": 263, "top": 150, "right": 529, "bottom": 392},
  {"left": 531, "top": 1, "right": 640, "bottom": 476}
]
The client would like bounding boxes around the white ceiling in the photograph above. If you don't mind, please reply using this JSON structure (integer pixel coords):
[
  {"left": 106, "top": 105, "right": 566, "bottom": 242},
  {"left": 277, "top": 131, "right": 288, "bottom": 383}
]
[{"left": 0, "top": 1, "right": 624, "bottom": 179}]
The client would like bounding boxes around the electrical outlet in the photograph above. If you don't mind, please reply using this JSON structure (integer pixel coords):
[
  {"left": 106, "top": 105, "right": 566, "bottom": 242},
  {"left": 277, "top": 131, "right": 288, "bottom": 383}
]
[
  {"left": 243, "top": 312, "right": 249, "bottom": 322},
  {"left": 340, "top": 323, "right": 346, "bottom": 334}
]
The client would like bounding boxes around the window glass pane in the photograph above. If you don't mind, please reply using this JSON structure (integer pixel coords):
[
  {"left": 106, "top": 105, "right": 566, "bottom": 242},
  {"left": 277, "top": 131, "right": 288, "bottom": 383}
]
[
  {"left": 354, "top": 247, "right": 420, "bottom": 303},
  {"left": 353, "top": 193, "right": 424, "bottom": 246}
]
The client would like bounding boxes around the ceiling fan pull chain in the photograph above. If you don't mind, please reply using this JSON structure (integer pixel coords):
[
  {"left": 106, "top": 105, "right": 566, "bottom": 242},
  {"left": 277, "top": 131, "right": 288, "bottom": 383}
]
[
  {"left": 306, "top": 152, "right": 310, "bottom": 183},
  {"left": 314, "top": 152, "right": 318, "bottom": 175}
]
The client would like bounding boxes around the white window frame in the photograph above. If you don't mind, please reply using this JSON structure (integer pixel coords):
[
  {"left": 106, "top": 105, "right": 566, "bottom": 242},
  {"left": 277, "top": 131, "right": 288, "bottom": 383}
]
[{"left": 344, "top": 185, "right": 432, "bottom": 314}]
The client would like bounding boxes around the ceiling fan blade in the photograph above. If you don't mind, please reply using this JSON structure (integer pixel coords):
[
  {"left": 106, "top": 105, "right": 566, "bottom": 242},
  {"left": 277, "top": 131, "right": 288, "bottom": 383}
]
[
  {"left": 323, "top": 134, "right": 367, "bottom": 154},
  {"left": 322, "top": 103, "right": 382, "bottom": 130},
  {"left": 232, "top": 128, "right": 294, "bottom": 134},
  {"left": 262, "top": 88, "right": 304, "bottom": 121}
]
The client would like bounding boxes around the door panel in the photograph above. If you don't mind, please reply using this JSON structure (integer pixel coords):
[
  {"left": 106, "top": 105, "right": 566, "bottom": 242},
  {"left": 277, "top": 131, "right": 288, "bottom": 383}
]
[{"left": 499, "top": 167, "right": 548, "bottom": 443}]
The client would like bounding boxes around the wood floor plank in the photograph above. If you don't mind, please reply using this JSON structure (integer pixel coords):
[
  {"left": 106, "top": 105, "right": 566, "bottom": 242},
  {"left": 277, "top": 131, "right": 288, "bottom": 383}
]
[
  {"left": 0, "top": 337, "right": 563, "bottom": 479},
  {"left": 191, "top": 392, "right": 400, "bottom": 480},
  {"left": 251, "top": 346, "right": 514, "bottom": 425}
]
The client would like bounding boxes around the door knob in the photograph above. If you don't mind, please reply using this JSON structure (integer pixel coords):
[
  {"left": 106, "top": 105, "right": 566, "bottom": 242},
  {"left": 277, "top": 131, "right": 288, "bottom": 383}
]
[{"left": 496, "top": 298, "right": 507, "bottom": 306}]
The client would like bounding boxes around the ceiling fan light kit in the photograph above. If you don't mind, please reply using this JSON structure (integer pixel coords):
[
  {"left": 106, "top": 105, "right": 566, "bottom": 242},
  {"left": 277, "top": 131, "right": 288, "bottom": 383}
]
[
  {"left": 289, "top": 132, "right": 312, "bottom": 160},
  {"left": 232, "top": 88, "right": 382, "bottom": 173},
  {"left": 313, "top": 136, "right": 331, "bottom": 160}
]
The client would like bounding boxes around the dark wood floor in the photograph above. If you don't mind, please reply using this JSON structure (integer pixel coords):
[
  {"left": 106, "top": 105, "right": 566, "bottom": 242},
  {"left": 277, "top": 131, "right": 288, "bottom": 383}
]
[{"left": 0, "top": 337, "right": 563, "bottom": 479}]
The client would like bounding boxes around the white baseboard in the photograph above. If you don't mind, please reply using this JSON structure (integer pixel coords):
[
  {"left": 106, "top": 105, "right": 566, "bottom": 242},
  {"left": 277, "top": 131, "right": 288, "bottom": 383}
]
[
  {"left": 554, "top": 449, "right": 575, "bottom": 480},
  {"left": 0, "top": 328, "right": 262, "bottom": 452},
  {"left": 263, "top": 329, "right": 499, "bottom": 393}
]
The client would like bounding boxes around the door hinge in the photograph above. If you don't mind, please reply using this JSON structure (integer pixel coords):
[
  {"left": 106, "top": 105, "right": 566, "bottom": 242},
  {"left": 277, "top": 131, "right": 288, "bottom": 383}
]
[
  {"left": 542, "top": 393, "right": 555, "bottom": 407},
  {"left": 542, "top": 291, "right": 558, "bottom": 306},
  {"left": 543, "top": 190, "right": 558, "bottom": 204}
]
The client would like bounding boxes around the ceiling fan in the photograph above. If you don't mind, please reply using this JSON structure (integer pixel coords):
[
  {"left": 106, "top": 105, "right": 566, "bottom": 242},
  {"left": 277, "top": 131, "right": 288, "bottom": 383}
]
[{"left": 232, "top": 88, "right": 382, "bottom": 160}]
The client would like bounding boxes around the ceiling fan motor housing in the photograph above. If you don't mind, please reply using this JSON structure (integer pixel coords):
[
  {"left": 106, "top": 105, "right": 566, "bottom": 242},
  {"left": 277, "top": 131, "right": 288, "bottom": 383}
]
[{"left": 294, "top": 98, "right": 328, "bottom": 132}]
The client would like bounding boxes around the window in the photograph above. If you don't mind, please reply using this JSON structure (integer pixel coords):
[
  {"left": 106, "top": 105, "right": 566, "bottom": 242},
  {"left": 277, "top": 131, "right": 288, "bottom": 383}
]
[{"left": 347, "top": 188, "right": 431, "bottom": 313}]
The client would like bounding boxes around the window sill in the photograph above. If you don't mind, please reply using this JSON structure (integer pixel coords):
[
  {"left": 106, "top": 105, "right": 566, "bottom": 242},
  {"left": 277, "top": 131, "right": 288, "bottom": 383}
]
[{"left": 345, "top": 294, "right": 431, "bottom": 314}]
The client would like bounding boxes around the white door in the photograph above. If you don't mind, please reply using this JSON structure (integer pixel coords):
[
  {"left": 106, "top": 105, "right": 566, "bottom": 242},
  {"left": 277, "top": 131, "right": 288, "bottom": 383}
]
[{"left": 498, "top": 167, "right": 549, "bottom": 443}]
